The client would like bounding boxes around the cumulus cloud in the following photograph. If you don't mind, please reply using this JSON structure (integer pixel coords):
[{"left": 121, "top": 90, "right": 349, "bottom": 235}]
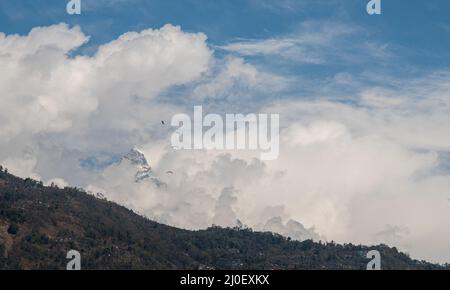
[
  {"left": 191, "top": 57, "right": 288, "bottom": 103},
  {"left": 0, "top": 23, "right": 211, "bottom": 145},
  {"left": 0, "top": 22, "right": 212, "bottom": 185},
  {"left": 259, "top": 77, "right": 450, "bottom": 262},
  {"left": 212, "top": 187, "right": 239, "bottom": 227},
  {"left": 87, "top": 72, "right": 450, "bottom": 263},
  {"left": 2, "top": 155, "right": 40, "bottom": 181}
]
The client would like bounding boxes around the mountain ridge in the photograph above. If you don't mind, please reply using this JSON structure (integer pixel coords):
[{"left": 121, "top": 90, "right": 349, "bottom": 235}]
[{"left": 0, "top": 166, "right": 447, "bottom": 270}]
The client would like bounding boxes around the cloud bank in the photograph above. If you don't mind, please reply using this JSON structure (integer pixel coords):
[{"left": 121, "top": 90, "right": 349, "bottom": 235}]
[{"left": 1, "top": 23, "right": 450, "bottom": 263}]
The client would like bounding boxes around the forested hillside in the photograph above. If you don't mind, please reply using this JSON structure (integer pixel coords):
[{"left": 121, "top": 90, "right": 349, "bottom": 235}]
[{"left": 0, "top": 167, "right": 446, "bottom": 270}]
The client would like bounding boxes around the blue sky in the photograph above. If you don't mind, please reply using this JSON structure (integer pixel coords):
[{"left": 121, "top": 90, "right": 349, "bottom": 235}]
[{"left": 1, "top": 0, "right": 450, "bottom": 74}]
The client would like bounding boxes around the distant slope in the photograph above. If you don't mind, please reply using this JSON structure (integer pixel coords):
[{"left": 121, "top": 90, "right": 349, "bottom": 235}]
[{"left": 0, "top": 167, "right": 446, "bottom": 270}]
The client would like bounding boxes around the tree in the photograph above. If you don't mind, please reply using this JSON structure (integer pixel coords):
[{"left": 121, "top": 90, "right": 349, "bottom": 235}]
[
  {"left": 0, "top": 242, "right": 5, "bottom": 259},
  {"left": 7, "top": 223, "right": 18, "bottom": 235}
]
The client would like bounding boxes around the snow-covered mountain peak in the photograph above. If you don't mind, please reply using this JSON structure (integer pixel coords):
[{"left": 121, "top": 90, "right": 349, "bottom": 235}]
[{"left": 122, "top": 148, "right": 150, "bottom": 168}]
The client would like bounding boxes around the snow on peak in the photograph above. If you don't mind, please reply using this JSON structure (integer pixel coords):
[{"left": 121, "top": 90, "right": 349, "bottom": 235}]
[
  {"left": 119, "top": 148, "right": 153, "bottom": 182},
  {"left": 122, "top": 148, "right": 150, "bottom": 168}
]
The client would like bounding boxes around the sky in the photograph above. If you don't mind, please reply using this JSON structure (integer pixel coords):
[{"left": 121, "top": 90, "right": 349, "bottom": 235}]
[{"left": 1, "top": 0, "right": 450, "bottom": 263}]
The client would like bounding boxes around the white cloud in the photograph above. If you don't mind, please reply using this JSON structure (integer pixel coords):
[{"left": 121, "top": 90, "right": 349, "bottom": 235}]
[
  {"left": 220, "top": 21, "right": 393, "bottom": 65},
  {"left": 0, "top": 23, "right": 212, "bottom": 144},
  {"left": 192, "top": 57, "right": 287, "bottom": 101},
  {"left": 88, "top": 72, "right": 450, "bottom": 263},
  {"left": 2, "top": 156, "right": 40, "bottom": 180},
  {"left": 46, "top": 178, "right": 69, "bottom": 188},
  {"left": 221, "top": 21, "right": 357, "bottom": 62},
  {"left": 0, "top": 23, "right": 89, "bottom": 58}
]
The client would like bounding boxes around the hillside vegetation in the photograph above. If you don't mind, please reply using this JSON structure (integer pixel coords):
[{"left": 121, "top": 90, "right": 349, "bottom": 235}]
[{"left": 0, "top": 166, "right": 446, "bottom": 270}]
